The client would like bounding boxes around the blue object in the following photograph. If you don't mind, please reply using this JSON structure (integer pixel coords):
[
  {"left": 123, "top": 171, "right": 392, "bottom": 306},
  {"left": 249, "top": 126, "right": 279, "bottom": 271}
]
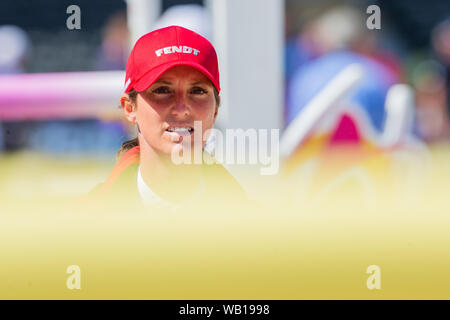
[{"left": 287, "top": 51, "right": 395, "bottom": 132}]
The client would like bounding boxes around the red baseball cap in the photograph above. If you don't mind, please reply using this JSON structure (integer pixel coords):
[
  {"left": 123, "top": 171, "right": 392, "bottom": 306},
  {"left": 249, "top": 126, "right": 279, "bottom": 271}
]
[{"left": 124, "top": 25, "right": 220, "bottom": 94}]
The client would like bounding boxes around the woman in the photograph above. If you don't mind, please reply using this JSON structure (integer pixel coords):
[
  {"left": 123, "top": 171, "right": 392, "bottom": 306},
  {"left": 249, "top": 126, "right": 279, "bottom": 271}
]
[{"left": 92, "top": 26, "right": 245, "bottom": 210}]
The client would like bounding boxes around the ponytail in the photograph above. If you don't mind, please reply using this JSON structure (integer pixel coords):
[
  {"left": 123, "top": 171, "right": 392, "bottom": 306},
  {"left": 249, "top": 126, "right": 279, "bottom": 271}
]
[{"left": 117, "top": 137, "right": 139, "bottom": 160}]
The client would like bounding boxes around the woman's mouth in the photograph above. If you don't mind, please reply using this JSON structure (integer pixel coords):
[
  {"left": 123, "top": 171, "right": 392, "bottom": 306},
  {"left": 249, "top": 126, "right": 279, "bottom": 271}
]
[
  {"left": 165, "top": 126, "right": 194, "bottom": 137},
  {"left": 166, "top": 127, "right": 194, "bottom": 136}
]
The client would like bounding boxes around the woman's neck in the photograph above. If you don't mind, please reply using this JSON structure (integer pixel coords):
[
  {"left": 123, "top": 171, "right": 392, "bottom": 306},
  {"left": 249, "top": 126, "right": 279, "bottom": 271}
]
[{"left": 138, "top": 139, "right": 203, "bottom": 204}]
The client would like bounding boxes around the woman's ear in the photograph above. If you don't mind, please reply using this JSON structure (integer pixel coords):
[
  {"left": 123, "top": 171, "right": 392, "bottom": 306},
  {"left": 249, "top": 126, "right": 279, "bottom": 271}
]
[
  {"left": 120, "top": 93, "right": 137, "bottom": 123},
  {"left": 213, "top": 96, "right": 220, "bottom": 120},
  {"left": 213, "top": 106, "right": 218, "bottom": 121}
]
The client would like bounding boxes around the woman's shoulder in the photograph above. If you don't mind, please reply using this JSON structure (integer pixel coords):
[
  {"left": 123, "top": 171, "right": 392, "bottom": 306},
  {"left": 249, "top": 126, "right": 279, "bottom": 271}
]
[
  {"left": 89, "top": 146, "right": 141, "bottom": 197},
  {"left": 87, "top": 148, "right": 249, "bottom": 209}
]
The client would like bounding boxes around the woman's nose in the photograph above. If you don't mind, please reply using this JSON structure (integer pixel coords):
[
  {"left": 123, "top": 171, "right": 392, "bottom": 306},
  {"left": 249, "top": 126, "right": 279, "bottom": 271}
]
[{"left": 170, "top": 95, "right": 190, "bottom": 117}]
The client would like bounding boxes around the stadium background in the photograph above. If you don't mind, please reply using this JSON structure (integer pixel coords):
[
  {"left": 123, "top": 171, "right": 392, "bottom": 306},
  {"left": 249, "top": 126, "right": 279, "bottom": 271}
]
[
  {"left": 0, "top": 0, "right": 449, "bottom": 200},
  {"left": 0, "top": 0, "right": 450, "bottom": 299}
]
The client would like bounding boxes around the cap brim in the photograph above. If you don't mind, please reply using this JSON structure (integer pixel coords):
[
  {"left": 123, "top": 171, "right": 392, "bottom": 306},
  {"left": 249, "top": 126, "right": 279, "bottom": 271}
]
[{"left": 130, "top": 60, "right": 220, "bottom": 93}]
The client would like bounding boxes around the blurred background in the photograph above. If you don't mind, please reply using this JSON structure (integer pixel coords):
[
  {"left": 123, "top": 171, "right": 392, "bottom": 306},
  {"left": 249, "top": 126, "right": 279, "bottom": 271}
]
[{"left": 0, "top": 0, "right": 449, "bottom": 203}]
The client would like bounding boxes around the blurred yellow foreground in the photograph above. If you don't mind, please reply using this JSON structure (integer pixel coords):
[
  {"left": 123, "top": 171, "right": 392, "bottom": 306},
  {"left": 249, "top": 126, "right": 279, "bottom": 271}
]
[{"left": 0, "top": 145, "right": 449, "bottom": 299}]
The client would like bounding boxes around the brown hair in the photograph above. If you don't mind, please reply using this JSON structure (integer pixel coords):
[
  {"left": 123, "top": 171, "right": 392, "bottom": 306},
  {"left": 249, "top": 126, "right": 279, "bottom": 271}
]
[{"left": 117, "top": 86, "right": 220, "bottom": 159}]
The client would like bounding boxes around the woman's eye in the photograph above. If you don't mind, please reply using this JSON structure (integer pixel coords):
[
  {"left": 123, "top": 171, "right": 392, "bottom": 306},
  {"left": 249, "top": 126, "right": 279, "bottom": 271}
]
[
  {"left": 152, "top": 86, "right": 171, "bottom": 94},
  {"left": 190, "top": 87, "right": 208, "bottom": 95}
]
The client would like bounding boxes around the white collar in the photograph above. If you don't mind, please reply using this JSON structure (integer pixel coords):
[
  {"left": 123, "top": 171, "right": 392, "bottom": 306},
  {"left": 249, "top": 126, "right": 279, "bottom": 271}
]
[{"left": 137, "top": 166, "right": 205, "bottom": 210}]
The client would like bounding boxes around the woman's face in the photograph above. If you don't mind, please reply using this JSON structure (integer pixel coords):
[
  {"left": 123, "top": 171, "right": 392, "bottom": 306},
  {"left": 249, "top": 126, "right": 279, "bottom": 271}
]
[{"left": 122, "top": 65, "right": 218, "bottom": 156}]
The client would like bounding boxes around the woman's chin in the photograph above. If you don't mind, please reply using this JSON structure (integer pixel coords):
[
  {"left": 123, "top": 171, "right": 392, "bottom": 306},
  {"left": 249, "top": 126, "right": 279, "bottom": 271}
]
[{"left": 160, "top": 141, "right": 205, "bottom": 164}]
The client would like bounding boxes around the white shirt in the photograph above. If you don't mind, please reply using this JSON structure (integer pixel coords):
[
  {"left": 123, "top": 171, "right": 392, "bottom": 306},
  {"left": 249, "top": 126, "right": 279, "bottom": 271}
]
[{"left": 137, "top": 166, "right": 205, "bottom": 210}]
